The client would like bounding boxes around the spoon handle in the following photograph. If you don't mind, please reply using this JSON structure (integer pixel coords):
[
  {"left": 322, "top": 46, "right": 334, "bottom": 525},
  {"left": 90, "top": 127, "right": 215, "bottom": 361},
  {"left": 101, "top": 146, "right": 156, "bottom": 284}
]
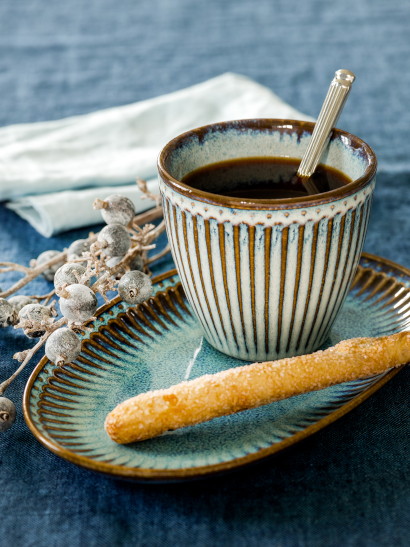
[{"left": 297, "top": 69, "right": 355, "bottom": 178}]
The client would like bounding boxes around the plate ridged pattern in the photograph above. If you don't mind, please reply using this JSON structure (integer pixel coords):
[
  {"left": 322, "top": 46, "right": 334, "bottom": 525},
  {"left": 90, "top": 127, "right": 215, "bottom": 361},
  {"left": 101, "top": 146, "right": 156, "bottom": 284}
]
[{"left": 24, "top": 255, "right": 409, "bottom": 480}]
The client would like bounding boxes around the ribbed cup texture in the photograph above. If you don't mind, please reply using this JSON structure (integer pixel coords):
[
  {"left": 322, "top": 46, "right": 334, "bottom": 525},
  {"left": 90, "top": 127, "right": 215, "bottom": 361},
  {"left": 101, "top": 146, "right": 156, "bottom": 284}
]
[{"left": 161, "top": 190, "right": 373, "bottom": 361}]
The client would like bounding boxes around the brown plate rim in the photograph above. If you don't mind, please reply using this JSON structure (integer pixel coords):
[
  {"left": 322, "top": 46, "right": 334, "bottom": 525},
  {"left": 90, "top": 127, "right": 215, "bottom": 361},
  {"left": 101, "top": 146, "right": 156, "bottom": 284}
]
[{"left": 23, "top": 252, "right": 407, "bottom": 482}]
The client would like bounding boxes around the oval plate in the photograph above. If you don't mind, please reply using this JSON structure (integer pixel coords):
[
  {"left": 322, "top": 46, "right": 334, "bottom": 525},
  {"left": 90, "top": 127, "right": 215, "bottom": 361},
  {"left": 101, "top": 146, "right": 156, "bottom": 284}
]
[{"left": 24, "top": 253, "right": 410, "bottom": 482}]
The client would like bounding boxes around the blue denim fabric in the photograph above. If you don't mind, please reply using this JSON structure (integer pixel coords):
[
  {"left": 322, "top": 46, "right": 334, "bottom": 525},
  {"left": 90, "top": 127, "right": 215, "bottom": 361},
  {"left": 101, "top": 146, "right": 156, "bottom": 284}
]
[{"left": 0, "top": 1, "right": 409, "bottom": 545}]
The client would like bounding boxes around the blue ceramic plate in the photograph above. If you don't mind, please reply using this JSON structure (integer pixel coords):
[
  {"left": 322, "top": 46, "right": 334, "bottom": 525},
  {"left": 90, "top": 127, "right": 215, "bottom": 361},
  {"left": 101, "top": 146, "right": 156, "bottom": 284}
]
[{"left": 24, "top": 253, "right": 410, "bottom": 482}]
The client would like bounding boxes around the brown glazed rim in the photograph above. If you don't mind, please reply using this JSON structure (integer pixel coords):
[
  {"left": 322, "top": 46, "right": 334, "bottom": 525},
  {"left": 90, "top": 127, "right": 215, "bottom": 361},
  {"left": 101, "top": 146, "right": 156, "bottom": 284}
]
[
  {"left": 23, "top": 253, "right": 406, "bottom": 483},
  {"left": 157, "top": 119, "right": 377, "bottom": 210}
]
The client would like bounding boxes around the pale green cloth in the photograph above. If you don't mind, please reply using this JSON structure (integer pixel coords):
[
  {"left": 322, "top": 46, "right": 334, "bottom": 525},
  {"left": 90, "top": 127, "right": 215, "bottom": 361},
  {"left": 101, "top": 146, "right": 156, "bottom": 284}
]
[{"left": 2, "top": 73, "right": 311, "bottom": 236}]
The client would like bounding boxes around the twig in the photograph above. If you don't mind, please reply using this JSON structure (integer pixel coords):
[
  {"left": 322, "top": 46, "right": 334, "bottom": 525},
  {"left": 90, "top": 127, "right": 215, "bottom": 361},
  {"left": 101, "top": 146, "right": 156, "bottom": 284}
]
[
  {"left": 0, "top": 251, "right": 68, "bottom": 298},
  {"left": 0, "top": 231, "right": 101, "bottom": 300},
  {"left": 132, "top": 205, "right": 163, "bottom": 228},
  {"left": 142, "top": 219, "right": 166, "bottom": 244},
  {"left": 146, "top": 244, "right": 171, "bottom": 265},
  {"left": 136, "top": 179, "right": 161, "bottom": 206},
  {"left": 0, "top": 317, "right": 67, "bottom": 395},
  {"left": 32, "top": 290, "right": 56, "bottom": 305},
  {"left": 0, "top": 262, "right": 31, "bottom": 274}
]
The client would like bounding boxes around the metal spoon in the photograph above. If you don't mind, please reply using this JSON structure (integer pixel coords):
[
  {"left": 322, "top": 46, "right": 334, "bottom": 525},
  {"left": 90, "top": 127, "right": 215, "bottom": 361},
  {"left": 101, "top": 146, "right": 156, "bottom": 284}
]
[{"left": 297, "top": 69, "right": 356, "bottom": 193}]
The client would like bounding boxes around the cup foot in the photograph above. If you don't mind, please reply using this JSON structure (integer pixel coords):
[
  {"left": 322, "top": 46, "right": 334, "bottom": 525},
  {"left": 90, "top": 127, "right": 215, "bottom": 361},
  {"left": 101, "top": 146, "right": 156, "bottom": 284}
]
[{"left": 203, "top": 334, "right": 327, "bottom": 363}]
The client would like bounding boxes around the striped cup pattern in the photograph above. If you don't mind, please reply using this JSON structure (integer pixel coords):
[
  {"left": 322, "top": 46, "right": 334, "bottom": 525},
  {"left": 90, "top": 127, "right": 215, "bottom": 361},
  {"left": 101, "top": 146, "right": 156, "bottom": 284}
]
[
  {"left": 161, "top": 188, "right": 373, "bottom": 361},
  {"left": 158, "top": 120, "right": 376, "bottom": 361}
]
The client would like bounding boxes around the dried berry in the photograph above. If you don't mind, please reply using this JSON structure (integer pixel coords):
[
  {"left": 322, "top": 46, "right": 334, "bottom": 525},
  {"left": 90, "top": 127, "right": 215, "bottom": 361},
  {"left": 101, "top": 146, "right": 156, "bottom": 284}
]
[
  {"left": 36, "top": 250, "right": 65, "bottom": 281},
  {"left": 95, "top": 194, "right": 136, "bottom": 226},
  {"left": 18, "top": 304, "right": 53, "bottom": 338},
  {"left": 106, "top": 256, "right": 128, "bottom": 281},
  {"left": 0, "top": 298, "right": 16, "bottom": 327},
  {"left": 0, "top": 397, "right": 16, "bottom": 432},
  {"left": 59, "top": 284, "right": 98, "bottom": 322},
  {"left": 118, "top": 270, "right": 152, "bottom": 305},
  {"left": 45, "top": 328, "right": 82, "bottom": 365},
  {"left": 67, "top": 238, "right": 91, "bottom": 262},
  {"left": 106, "top": 253, "right": 144, "bottom": 274},
  {"left": 97, "top": 224, "right": 131, "bottom": 257},
  {"left": 8, "top": 295, "right": 35, "bottom": 313},
  {"left": 54, "top": 263, "right": 87, "bottom": 291}
]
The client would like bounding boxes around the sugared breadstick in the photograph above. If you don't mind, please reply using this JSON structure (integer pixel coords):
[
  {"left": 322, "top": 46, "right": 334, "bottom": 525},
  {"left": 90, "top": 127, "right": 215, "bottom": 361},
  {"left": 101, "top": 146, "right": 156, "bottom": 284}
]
[{"left": 105, "top": 332, "right": 410, "bottom": 444}]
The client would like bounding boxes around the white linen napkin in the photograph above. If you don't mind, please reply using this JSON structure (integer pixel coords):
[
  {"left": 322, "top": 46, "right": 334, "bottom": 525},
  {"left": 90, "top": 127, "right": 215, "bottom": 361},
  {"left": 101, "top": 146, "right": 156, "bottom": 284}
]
[{"left": 1, "top": 73, "right": 312, "bottom": 236}]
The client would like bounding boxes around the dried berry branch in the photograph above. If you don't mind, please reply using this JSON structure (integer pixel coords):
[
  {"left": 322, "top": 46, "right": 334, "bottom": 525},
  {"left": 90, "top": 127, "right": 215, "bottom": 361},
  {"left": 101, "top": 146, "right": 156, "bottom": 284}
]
[
  {"left": 136, "top": 179, "right": 162, "bottom": 206},
  {"left": 32, "top": 289, "right": 56, "bottom": 305},
  {"left": 0, "top": 317, "right": 67, "bottom": 395},
  {"left": 0, "top": 262, "right": 31, "bottom": 274},
  {"left": 0, "top": 181, "right": 170, "bottom": 432},
  {"left": 0, "top": 252, "right": 68, "bottom": 298},
  {"left": 131, "top": 205, "right": 163, "bottom": 228}
]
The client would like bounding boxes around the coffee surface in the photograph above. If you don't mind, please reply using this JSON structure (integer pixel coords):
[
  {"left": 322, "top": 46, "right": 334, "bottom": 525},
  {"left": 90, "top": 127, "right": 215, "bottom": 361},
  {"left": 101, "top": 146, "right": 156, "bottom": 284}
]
[{"left": 181, "top": 157, "right": 351, "bottom": 199}]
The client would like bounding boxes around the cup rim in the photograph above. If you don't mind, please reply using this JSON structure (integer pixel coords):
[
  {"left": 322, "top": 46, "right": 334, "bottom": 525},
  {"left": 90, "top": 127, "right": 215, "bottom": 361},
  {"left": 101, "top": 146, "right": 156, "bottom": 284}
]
[{"left": 157, "top": 119, "right": 377, "bottom": 210}]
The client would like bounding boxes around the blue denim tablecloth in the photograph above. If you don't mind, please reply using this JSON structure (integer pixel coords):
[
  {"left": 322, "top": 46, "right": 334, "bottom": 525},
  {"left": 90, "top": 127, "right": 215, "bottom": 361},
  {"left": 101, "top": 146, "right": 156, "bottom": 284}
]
[{"left": 0, "top": 1, "right": 409, "bottom": 546}]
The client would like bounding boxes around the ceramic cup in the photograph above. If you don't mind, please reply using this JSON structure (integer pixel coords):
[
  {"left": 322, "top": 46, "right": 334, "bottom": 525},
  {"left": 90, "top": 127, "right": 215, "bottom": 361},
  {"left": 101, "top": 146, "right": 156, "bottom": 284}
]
[{"left": 157, "top": 119, "right": 377, "bottom": 361}]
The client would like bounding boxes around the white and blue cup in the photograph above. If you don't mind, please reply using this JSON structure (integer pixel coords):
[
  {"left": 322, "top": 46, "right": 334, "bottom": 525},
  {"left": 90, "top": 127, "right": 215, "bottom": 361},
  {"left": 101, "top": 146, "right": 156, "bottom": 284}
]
[{"left": 158, "top": 119, "right": 377, "bottom": 361}]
